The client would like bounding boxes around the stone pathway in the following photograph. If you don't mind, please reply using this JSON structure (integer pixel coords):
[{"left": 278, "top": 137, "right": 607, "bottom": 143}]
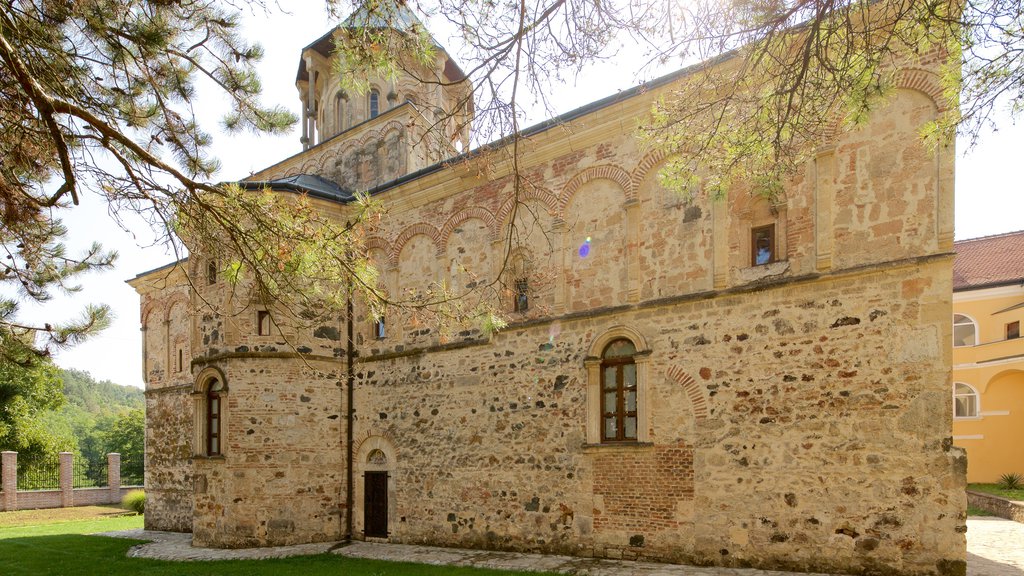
[
  {"left": 96, "top": 529, "right": 338, "bottom": 560},
  {"left": 97, "top": 517, "right": 1024, "bottom": 575},
  {"left": 964, "top": 517, "right": 1024, "bottom": 576}
]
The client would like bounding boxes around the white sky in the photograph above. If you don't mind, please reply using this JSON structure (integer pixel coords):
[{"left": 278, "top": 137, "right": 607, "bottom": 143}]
[{"left": 21, "top": 3, "right": 1024, "bottom": 388}]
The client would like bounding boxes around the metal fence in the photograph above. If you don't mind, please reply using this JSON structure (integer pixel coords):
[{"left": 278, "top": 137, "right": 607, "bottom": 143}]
[
  {"left": 120, "top": 455, "right": 144, "bottom": 486},
  {"left": 72, "top": 456, "right": 108, "bottom": 488},
  {"left": 17, "top": 455, "right": 61, "bottom": 491}
]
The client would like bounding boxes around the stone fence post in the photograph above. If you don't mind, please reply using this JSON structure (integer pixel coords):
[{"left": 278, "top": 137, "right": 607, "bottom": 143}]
[
  {"left": 59, "top": 452, "right": 73, "bottom": 507},
  {"left": 107, "top": 453, "right": 121, "bottom": 504},
  {"left": 1, "top": 451, "right": 16, "bottom": 511}
]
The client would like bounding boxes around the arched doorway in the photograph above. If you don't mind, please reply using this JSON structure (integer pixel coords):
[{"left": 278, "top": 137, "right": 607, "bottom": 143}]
[{"left": 363, "top": 449, "right": 389, "bottom": 538}]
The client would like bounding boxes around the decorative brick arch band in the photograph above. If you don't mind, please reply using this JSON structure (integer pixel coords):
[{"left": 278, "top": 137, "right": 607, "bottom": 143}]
[
  {"left": 439, "top": 207, "right": 498, "bottom": 252},
  {"left": 391, "top": 223, "right": 442, "bottom": 262},
  {"left": 494, "top": 188, "right": 560, "bottom": 231},
  {"left": 559, "top": 164, "right": 634, "bottom": 211},
  {"left": 630, "top": 149, "right": 673, "bottom": 192},
  {"left": 665, "top": 366, "right": 709, "bottom": 420}
]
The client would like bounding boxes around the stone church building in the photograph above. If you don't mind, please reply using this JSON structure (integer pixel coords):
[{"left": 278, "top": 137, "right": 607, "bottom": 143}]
[{"left": 130, "top": 5, "right": 967, "bottom": 575}]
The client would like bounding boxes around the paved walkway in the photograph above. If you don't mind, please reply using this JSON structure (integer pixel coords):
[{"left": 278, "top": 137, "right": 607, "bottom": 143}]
[{"left": 98, "top": 517, "right": 1024, "bottom": 575}]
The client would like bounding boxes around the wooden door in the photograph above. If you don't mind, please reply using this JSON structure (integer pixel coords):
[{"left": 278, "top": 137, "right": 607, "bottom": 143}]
[{"left": 364, "top": 471, "right": 388, "bottom": 538}]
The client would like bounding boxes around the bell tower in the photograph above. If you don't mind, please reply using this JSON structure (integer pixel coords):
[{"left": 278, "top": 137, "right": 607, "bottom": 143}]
[{"left": 293, "top": 2, "right": 473, "bottom": 192}]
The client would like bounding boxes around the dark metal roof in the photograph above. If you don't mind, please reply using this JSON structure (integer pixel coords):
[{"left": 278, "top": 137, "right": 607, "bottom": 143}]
[{"left": 239, "top": 174, "right": 355, "bottom": 204}]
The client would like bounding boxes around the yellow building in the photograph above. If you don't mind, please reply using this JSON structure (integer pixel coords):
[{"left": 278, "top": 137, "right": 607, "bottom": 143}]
[{"left": 952, "top": 230, "right": 1024, "bottom": 482}]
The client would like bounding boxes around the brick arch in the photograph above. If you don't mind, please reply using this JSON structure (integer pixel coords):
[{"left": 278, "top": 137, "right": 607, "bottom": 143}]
[
  {"left": 391, "top": 223, "right": 442, "bottom": 262},
  {"left": 163, "top": 293, "right": 190, "bottom": 323},
  {"left": 559, "top": 165, "right": 633, "bottom": 211},
  {"left": 630, "top": 148, "right": 673, "bottom": 192},
  {"left": 665, "top": 366, "right": 710, "bottom": 420},
  {"left": 439, "top": 207, "right": 497, "bottom": 252},
  {"left": 363, "top": 236, "right": 394, "bottom": 267},
  {"left": 494, "top": 187, "right": 560, "bottom": 232},
  {"left": 822, "top": 67, "right": 946, "bottom": 143},
  {"left": 141, "top": 300, "right": 164, "bottom": 329},
  {"left": 353, "top": 429, "right": 399, "bottom": 467},
  {"left": 895, "top": 68, "right": 948, "bottom": 112}
]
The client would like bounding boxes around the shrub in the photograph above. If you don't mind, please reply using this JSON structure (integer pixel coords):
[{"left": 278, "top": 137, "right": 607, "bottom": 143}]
[
  {"left": 998, "top": 473, "right": 1023, "bottom": 490},
  {"left": 122, "top": 490, "right": 145, "bottom": 515}
]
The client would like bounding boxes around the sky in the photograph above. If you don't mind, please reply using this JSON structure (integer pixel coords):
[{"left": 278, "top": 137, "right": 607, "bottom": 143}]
[{"left": 18, "top": 3, "right": 1024, "bottom": 389}]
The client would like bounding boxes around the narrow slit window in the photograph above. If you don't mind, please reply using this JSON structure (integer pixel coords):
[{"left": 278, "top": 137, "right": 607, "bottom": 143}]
[
  {"left": 177, "top": 348, "right": 183, "bottom": 372},
  {"left": 514, "top": 278, "right": 529, "bottom": 312},
  {"left": 373, "top": 316, "right": 386, "bottom": 340},
  {"left": 1008, "top": 321, "right": 1020, "bottom": 340},
  {"left": 257, "top": 311, "right": 271, "bottom": 336},
  {"left": 207, "top": 261, "right": 217, "bottom": 285},
  {"left": 369, "top": 90, "right": 380, "bottom": 118},
  {"left": 751, "top": 224, "right": 775, "bottom": 266}
]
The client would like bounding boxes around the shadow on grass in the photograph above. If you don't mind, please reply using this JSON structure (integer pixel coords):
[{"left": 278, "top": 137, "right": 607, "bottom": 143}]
[{"left": 0, "top": 534, "right": 546, "bottom": 576}]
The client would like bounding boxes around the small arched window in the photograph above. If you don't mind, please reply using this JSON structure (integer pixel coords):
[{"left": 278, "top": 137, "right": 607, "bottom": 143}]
[
  {"left": 206, "top": 378, "right": 225, "bottom": 456},
  {"left": 953, "top": 314, "right": 977, "bottom": 347},
  {"left": 369, "top": 90, "right": 380, "bottom": 118},
  {"left": 601, "top": 338, "right": 638, "bottom": 442},
  {"left": 954, "top": 382, "right": 979, "bottom": 418}
]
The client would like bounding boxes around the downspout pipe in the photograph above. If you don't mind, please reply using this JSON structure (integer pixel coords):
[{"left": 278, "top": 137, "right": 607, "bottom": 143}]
[{"left": 345, "top": 275, "right": 355, "bottom": 542}]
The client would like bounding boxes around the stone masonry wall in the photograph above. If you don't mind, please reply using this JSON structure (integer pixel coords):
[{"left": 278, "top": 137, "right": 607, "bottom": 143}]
[
  {"left": 133, "top": 40, "right": 964, "bottom": 575},
  {"left": 190, "top": 357, "right": 346, "bottom": 547},
  {"left": 353, "top": 258, "right": 964, "bottom": 575},
  {"left": 135, "top": 269, "right": 195, "bottom": 532}
]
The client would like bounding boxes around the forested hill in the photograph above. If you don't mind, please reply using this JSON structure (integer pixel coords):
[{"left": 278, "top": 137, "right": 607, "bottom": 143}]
[{"left": 59, "top": 368, "right": 143, "bottom": 414}]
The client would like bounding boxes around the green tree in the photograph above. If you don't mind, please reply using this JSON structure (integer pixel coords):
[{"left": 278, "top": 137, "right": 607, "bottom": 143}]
[
  {"left": 0, "top": 355, "right": 74, "bottom": 469},
  {"left": 103, "top": 409, "right": 144, "bottom": 464}
]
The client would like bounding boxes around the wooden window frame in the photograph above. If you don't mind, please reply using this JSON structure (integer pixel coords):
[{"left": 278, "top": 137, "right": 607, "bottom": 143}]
[
  {"left": 751, "top": 224, "right": 776, "bottom": 266},
  {"left": 207, "top": 260, "right": 218, "bottom": 285},
  {"left": 600, "top": 339, "right": 638, "bottom": 443},
  {"left": 206, "top": 381, "right": 222, "bottom": 456},
  {"left": 257, "top": 310, "right": 271, "bottom": 336},
  {"left": 513, "top": 278, "right": 529, "bottom": 313}
]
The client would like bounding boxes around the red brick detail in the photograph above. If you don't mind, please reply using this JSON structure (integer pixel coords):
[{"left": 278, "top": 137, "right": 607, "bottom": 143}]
[
  {"left": 895, "top": 68, "right": 948, "bottom": 112},
  {"left": 163, "top": 293, "right": 190, "bottom": 323},
  {"left": 823, "top": 67, "right": 948, "bottom": 142},
  {"left": 391, "top": 223, "right": 442, "bottom": 262},
  {"left": 629, "top": 149, "right": 672, "bottom": 192},
  {"left": 559, "top": 165, "right": 633, "bottom": 211},
  {"left": 494, "top": 188, "right": 559, "bottom": 229},
  {"left": 363, "top": 236, "right": 393, "bottom": 265},
  {"left": 665, "top": 366, "right": 710, "bottom": 420},
  {"left": 439, "top": 207, "right": 498, "bottom": 251},
  {"left": 592, "top": 442, "right": 694, "bottom": 533}
]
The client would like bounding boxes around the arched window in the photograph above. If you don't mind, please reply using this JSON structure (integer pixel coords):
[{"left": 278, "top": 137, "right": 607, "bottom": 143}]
[
  {"left": 953, "top": 314, "right": 977, "bottom": 347},
  {"left": 954, "top": 382, "right": 979, "bottom": 419},
  {"left": 601, "top": 338, "right": 638, "bottom": 442},
  {"left": 369, "top": 90, "right": 380, "bottom": 118},
  {"left": 206, "top": 378, "right": 225, "bottom": 455}
]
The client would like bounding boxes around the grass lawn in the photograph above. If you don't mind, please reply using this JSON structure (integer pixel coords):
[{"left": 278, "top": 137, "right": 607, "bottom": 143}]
[
  {"left": 0, "top": 508, "right": 552, "bottom": 576},
  {"left": 968, "top": 483, "right": 1024, "bottom": 501},
  {"left": 967, "top": 505, "right": 996, "bottom": 517}
]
